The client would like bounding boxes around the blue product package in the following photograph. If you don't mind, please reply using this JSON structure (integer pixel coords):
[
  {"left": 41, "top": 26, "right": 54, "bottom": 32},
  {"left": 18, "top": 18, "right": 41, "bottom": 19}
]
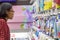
[
  {"left": 35, "top": 31, "right": 39, "bottom": 37},
  {"left": 58, "top": 14, "right": 60, "bottom": 19},
  {"left": 35, "top": 17, "right": 38, "bottom": 21},
  {"left": 0, "top": 0, "right": 16, "bottom": 2},
  {"left": 39, "top": 0, "right": 44, "bottom": 11},
  {"left": 56, "top": 19, "right": 58, "bottom": 22},
  {"left": 46, "top": 20, "right": 50, "bottom": 28},
  {"left": 51, "top": 16, "right": 57, "bottom": 37}
]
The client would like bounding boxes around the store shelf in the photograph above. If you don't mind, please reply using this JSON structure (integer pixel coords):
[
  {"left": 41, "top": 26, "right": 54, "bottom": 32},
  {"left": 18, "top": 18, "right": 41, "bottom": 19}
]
[
  {"left": 32, "top": 14, "right": 50, "bottom": 17},
  {"left": 10, "top": 32, "right": 31, "bottom": 40},
  {"left": 7, "top": 22, "right": 33, "bottom": 24},
  {"left": 10, "top": 29, "right": 31, "bottom": 33},
  {"left": 39, "top": 32, "right": 54, "bottom": 40}
]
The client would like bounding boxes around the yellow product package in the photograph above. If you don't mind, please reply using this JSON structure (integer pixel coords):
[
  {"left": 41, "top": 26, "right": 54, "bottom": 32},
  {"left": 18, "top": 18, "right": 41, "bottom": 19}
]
[{"left": 44, "top": 0, "right": 52, "bottom": 10}]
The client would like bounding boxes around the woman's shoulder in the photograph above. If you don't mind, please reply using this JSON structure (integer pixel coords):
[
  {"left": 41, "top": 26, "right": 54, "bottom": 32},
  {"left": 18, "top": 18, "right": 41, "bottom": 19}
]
[
  {"left": 0, "top": 19, "right": 6, "bottom": 29},
  {"left": 0, "top": 19, "right": 6, "bottom": 23}
]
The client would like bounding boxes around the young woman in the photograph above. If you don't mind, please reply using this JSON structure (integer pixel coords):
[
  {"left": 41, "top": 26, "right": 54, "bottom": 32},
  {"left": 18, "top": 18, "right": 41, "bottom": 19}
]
[{"left": 0, "top": 3, "right": 14, "bottom": 40}]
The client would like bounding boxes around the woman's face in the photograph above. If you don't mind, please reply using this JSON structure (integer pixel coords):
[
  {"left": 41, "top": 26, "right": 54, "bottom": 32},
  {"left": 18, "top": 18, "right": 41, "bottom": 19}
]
[{"left": 7, "top": 8, "right": 14, "bottom": 19}]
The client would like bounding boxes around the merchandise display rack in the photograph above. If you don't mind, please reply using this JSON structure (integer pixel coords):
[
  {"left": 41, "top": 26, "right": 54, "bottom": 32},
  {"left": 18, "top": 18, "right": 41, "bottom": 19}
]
[{"left": 32, "top": 8, "right": 60, "bottom": 40}]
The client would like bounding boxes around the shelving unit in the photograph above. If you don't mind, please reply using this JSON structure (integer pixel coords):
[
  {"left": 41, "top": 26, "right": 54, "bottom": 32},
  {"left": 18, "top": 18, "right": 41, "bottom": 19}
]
[{"left": 32, "top": 8, "right": 60, "bottom": 40}]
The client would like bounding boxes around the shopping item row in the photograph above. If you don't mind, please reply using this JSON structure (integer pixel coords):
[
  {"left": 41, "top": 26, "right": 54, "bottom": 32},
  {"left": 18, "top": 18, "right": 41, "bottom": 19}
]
[{"left": 32, "top": 13, "right": 60, "bottom": 40}]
